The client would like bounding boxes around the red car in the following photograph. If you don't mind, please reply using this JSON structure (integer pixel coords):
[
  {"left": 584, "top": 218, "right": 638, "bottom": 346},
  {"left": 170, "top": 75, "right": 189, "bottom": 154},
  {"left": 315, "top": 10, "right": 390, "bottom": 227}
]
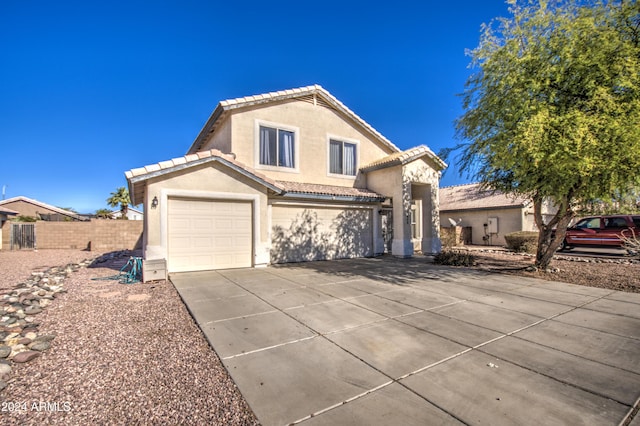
[{"left": 559, "top": 215, "right": 640, "bottom": 251}]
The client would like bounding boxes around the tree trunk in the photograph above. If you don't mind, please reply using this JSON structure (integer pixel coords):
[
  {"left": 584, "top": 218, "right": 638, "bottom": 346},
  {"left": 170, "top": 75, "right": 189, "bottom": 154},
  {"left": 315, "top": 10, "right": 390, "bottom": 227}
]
[{"left": 532, "top": 196, "right": 574, "bottom": 270}]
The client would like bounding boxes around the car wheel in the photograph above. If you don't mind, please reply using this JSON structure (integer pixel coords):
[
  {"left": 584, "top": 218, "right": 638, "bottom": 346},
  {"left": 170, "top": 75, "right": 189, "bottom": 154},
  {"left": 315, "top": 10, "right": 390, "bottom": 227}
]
[{"left": 559, "top": 239, "right": 572, "bottom": 251}]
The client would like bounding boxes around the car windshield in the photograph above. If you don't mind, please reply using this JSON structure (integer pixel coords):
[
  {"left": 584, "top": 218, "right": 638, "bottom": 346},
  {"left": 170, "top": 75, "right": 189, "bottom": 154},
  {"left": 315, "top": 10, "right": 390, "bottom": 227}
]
[{"left": 633, "top": 216, "right": 640, "bottom": 227}]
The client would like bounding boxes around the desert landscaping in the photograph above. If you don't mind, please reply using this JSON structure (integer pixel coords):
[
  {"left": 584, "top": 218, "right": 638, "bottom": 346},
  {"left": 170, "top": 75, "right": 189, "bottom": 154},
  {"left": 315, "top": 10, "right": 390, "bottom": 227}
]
[{"left": 0, "top": 247, "right": 637, "bottom": 424}]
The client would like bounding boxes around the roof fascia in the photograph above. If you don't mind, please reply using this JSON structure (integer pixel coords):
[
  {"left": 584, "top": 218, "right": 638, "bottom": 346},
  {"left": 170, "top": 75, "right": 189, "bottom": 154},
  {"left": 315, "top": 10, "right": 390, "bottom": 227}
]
[
  {"left": 127, "top": 156, "right": 284, "bottom": 195},
  {"left": 440, "top": 204, "right": 526, "bottom": 213},
  {"left": 186, "top": 105, "right": 225, "bottom": 154},
  {"left": 279, "top": 192, "right": 386, "bottom": 203}
]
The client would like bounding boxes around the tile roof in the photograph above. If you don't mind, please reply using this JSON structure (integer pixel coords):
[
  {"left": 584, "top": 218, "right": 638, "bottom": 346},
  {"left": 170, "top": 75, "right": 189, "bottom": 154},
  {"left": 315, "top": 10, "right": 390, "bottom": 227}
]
[
  {"left": 360, "top": 145, "right": 446, "bottom": 172},
  {"left": 188, "top": 84, "right": 402, "bottom": 155},
  {"left": 439, "top": 183, "right": 530, "bottom": 211},
  {"left": 0, "top": 206, "right": 19, "bottom": 215},
  {"left": 125, "top": 149, "right": 285, "bottom": 205},
  {"left": 124, "top": 149, "right": 389, "bottom": 205},
  {"left": 276, "top": 181, "right": 386, "bottom": 201}
]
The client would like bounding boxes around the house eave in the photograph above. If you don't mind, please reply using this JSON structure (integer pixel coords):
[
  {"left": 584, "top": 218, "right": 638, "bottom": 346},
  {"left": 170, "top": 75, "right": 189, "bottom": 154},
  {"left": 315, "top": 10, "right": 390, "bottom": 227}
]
[
  {"left": 440, "top": 205, "right": 526, "bottom": 213},
  {"left": 279, "top": 192, "right": 386, "bottom": 203},
  {"left": 126, "top": 154, "right": 285, "bottom": 206}
]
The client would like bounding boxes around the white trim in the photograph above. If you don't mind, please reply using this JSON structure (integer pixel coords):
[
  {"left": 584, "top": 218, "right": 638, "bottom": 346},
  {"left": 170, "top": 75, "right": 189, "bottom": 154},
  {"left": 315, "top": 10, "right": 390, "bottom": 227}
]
[
  {"left": 326, "top": 134, "right": 359, "bottom": 180},
  {"left": 160, "top": 188, "right": 262, "bottom": 271},
  {"left": 254, "top": 119, "right": 300, "bottom": 174}
]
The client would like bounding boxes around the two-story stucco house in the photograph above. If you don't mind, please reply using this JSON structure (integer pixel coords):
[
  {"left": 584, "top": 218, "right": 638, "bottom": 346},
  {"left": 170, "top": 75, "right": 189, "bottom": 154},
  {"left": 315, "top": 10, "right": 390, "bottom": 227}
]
[{"left": 126, "top": 85, "right": 446, "bottom": 274}]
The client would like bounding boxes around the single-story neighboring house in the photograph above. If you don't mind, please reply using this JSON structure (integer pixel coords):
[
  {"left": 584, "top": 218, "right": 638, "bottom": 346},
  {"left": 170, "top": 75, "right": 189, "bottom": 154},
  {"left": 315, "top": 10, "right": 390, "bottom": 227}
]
[
  {"left": 0, "top": 196, "right": 88, "bottom": 222},
  {"left": 439, "top": 183, "right": 556, "bottom": 246},
  {"left": 126, "top": 84, "right": 446, "bottom": 275},
  {"left": 111, "top": 207, "right": 144, "bottom": 221},
  {"left": 0, "top": 206, "right": 18, "bottom": 250}
]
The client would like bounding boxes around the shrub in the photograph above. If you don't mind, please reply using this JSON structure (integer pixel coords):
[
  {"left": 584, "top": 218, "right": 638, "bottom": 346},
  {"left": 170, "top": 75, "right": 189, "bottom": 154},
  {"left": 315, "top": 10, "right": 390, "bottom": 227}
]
[
  {"left": 440, "top": 227, "right": 460, "bottom": 249},
  {"left": 504, "top": 231, "right": 538, "bottom": 253},
  {"left": 14, "top": 215, "right": 37, "bottom": 222},
  {"left": 433, "top": 249, "right": 477, "bottom": 267}
]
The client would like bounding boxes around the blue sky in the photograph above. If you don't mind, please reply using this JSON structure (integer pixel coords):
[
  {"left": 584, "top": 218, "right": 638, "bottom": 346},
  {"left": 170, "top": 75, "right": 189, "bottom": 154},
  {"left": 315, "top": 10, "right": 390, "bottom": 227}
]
[{"left": 1, "top": 0, "right": 511, "bottom": 214}]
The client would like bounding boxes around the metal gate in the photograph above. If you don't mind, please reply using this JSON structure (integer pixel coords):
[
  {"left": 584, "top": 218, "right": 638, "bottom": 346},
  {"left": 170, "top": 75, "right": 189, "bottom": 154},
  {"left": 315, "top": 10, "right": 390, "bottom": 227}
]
[
  {"left": 380, "top": 209, "right": 393, "bottom": 254},
  {"left": 11, "top": 223, "right": 36, "bottom": 250}
]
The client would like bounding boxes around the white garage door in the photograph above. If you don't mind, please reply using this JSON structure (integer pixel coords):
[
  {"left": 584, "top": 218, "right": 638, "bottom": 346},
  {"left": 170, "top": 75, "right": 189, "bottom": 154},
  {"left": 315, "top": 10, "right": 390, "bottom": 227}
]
[
  {"left": 168, "top": 198, "right": 252, "bottom": 272},
  {"left": 271, "top": 205, "right": 373, "bottom": 263}
]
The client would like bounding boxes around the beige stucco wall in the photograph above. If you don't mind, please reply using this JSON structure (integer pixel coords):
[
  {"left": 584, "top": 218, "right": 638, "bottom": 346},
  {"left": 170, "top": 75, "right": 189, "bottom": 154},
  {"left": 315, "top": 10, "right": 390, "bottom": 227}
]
[
  {"left": 441, "top": 207, "right": 524, "bottom": 246},
  {"left": 208, "top": 117, "right": 232, "bottom": 154},
  {"left": 143, "top": 162, "right": 270, "bottom": 266},
  {"left": 200, "top": 99, "right": 395, "bottom": 187}
]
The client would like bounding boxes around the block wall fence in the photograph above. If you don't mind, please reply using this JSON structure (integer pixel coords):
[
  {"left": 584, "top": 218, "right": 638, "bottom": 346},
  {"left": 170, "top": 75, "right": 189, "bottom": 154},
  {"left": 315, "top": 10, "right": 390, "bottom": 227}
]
[{"left": 1, "top": 220, "right": 143, "bottom": 251}]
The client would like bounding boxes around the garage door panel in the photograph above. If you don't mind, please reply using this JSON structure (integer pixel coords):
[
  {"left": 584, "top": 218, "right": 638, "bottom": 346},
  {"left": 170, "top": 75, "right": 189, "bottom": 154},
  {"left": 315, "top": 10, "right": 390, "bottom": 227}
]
[
  {"left": 271, "top": 206, "right": 373, "bottom": 264},
  {"left": 168, "top": 198, "right": 252, "bottom": 272}
]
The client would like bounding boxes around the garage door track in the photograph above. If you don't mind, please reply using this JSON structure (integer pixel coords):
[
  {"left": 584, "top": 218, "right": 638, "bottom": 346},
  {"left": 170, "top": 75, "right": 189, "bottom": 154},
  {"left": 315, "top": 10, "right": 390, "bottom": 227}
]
[{"left": 171, "top": 256, "right": 640, "bottom": 426}]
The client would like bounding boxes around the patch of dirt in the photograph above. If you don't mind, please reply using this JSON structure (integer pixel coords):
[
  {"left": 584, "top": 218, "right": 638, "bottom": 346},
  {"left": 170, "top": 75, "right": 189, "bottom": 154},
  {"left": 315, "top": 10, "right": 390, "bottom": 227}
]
[{"left": 469, "top": 250, "right": 640, "bottom": 293}]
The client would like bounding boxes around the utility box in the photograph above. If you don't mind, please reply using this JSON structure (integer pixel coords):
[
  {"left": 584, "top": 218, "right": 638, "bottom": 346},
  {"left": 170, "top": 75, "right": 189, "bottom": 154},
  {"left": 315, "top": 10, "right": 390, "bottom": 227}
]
[
  {"left": 487, "top": 217, "right": 498, "bottom": 234},
  {"left": 142, "top": 259, "right": 167, "bottom": 282}
]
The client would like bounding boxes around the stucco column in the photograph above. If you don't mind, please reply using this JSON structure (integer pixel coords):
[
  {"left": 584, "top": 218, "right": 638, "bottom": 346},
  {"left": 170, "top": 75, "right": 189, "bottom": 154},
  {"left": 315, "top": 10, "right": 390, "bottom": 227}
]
[
  {"left": 391, "top": 183, "right": 413, "bottom": 258},
  {"left": 420, "top": 184, "right": 441, "bottom": 254},
  {"left": 372, "top": 206, "right": 385, "bottom": 256}
]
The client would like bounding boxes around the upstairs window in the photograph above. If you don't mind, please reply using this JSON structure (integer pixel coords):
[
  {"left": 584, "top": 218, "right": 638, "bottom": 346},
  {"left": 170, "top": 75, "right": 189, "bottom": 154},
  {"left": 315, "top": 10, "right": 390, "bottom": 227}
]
[
  {"left": 259, "top": 125, "right": 295, "bottom": 168},
  {"left": 329, "top": 139, "right": 357, "bottom": 176}
]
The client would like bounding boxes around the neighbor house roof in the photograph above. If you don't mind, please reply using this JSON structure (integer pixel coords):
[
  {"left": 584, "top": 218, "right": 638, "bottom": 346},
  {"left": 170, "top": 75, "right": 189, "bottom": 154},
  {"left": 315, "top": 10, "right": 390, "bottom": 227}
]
[
  {"left": 111, "top": 207, "right": 144, "bottom": 217},
  {"left": 439, "top": 183, "right": 530, "bottom": 212},
  {"left": 360, "top": 145, "right": 446, "bottom": 172},
  {"left": 0, "top": 206, "right": 19, "bottom": 216},
  {"left": 187, "top": 84, "right": 403, "bottom": 155},
  {"left": 0, "top": 196, "right": 86, "bottom": 221},
  {"left": 125, "top": 149, "right": 285, "bottom": 205}
]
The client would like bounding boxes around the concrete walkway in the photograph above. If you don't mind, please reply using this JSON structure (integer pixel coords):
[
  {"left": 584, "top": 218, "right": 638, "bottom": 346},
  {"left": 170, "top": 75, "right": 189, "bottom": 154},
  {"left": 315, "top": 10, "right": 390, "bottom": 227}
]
[{"left": 170, "top": 256, "right": 640, "bottom": 426}]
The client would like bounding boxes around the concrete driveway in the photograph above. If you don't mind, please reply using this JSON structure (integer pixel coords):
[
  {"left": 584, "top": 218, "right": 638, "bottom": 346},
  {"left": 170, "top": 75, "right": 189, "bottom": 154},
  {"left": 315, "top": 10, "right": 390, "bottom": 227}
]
[{"left": 170, "top": 256, "right": 640, "bottom": 426}]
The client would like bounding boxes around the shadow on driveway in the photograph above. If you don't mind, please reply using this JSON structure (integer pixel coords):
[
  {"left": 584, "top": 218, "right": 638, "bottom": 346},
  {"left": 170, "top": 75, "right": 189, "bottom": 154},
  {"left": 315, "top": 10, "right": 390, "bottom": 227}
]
[{"left": 171, "top": 256, "right": 640, "bottom": 426}]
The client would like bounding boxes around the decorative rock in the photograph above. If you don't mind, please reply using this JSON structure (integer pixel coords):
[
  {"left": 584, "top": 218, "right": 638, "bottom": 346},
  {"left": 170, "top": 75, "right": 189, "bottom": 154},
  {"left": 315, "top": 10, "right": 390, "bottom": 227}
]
[
  {"left": 0, "top": 345, "right": 10, "bottom": 358},
  {"left": 0, "top": 362, "right": 11, "bottom": 378},
  {"left": 39, "top": 299, "right": 51, "bottom": 308},
  {"left": 17, "top": 338, "right": 31, "bottom": 345},
  {"left": 12, "top": 350, "right": 40, "bottom": 363},
  {"left": 9, "top": 344, "right": 28, "bottom": 358},
  {"left": 0, "top": 381, "right": 7, "bottom": 391},
  {"left": 33, "top": 334, "right": 56, "bottom": 343},
  {"left": 23, "top": 332, "right": 37, "bottom": 340},
  {"left": 4, "top": 333, "right": 19, "bottom": 341},
  {"left": 24, "top": 306, "right": 42, "bottom": 315},
  {"left": 29, "top": 341, "right": 51, "bottom": 352}
]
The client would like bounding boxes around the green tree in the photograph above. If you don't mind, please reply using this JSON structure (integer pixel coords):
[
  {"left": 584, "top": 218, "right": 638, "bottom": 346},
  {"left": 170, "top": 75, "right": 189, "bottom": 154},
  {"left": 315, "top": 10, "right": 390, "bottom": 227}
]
[
  {"left": 452, "top": 0, "right": 640, "bottom": 269},
  {"left": 106, "top": 187, "right": 131, "bottom": 218},
  {"left": 95, "top": 208, "right": 113, "bottom": 219}
]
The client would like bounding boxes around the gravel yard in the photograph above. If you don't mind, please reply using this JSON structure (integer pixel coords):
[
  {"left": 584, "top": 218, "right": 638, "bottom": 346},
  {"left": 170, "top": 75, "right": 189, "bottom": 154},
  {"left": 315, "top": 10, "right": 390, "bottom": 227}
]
[
  {"left": 470, "top": 249, "right": 640, "bottom": 293},
  {"left": 0, "top": 248, "right": 637, "bottom": 425},
  {"left": 0, "top": 249, "right": 257, "bottom": 425}
]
